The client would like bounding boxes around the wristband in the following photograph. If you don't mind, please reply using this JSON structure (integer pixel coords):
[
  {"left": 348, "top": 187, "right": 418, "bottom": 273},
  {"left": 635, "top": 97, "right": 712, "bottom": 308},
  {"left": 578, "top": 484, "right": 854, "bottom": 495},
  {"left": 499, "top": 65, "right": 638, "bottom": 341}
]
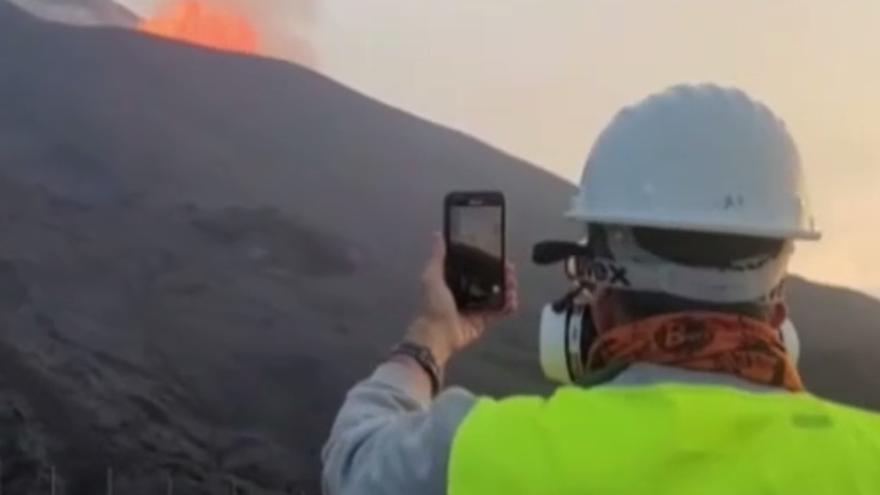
[{"left": 389, "top": 341, "right": 442, "bottom": 396}]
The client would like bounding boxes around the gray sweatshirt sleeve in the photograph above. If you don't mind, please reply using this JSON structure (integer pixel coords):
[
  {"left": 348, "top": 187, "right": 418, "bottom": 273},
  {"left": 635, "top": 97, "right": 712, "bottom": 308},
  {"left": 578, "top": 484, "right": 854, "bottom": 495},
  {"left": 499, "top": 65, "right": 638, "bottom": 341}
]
[{"left": 322, "top": 359, "right": 477, "bottom": 495}]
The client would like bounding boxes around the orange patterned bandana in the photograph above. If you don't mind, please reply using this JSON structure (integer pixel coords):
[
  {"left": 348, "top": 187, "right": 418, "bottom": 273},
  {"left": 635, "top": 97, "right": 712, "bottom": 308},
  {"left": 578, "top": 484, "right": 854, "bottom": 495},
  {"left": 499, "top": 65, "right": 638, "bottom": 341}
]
[{"left": 587, "top": 312, "right": 804, "bottom": 392}]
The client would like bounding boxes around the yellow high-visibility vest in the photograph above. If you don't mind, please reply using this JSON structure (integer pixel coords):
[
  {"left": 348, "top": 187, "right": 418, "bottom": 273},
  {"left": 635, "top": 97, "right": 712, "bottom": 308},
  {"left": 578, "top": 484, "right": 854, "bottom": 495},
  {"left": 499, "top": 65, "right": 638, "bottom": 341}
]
[{"left": 449, "top": 384, "right": 880, "bottom": 495}]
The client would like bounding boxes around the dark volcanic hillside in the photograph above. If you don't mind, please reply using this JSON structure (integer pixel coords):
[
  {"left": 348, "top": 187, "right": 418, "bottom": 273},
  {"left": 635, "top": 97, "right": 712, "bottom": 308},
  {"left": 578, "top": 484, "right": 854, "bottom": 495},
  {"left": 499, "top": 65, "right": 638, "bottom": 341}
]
[
  {"left": 0, "top": 2, "right": 878, "bottom": 493},
  {"left": 4, "top": 0, "right": 137, "bottom": 27}
]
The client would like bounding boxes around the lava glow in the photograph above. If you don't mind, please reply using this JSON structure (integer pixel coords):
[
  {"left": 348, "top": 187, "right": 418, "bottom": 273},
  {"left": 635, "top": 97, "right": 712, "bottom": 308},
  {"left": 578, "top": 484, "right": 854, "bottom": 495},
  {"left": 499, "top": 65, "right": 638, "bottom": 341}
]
[{"left": 139, "top": 1, "right": 260, "bottom": 55}]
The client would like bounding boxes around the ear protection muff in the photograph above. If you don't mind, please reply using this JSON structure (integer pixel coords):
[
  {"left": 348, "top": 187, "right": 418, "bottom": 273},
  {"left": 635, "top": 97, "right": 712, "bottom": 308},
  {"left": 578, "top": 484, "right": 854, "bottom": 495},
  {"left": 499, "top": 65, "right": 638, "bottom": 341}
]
[
  {"left": 780, "top": 319, "right": 801, "bottom": 366},
  {"left": 539, "top": 300, "right": 596, "bottom": 384},
  {"left": 534, "top": 240, "right": 599, "bottom": 383}
]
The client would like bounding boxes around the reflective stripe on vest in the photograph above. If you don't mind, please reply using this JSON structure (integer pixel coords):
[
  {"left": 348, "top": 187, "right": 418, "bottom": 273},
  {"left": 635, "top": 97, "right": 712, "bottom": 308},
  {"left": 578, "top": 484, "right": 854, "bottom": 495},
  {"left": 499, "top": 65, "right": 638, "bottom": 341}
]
[{"left": 448, "top": 384, "right": 880, "bottom": 495}]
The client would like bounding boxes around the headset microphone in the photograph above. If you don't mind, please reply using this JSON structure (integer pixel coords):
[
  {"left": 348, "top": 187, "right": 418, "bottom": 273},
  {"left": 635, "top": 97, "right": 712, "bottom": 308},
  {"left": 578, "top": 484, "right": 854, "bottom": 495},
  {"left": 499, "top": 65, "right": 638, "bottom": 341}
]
[{"left": 532, "top": 241, "right": 590, "bottom": 266}]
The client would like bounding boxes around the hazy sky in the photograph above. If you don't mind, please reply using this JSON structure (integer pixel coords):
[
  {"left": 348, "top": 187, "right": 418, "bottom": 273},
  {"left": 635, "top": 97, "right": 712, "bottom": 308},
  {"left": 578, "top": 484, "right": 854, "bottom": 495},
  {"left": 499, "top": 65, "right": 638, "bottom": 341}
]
[{"left": 126, "top": 0, "right": 879, "bottom": 296}]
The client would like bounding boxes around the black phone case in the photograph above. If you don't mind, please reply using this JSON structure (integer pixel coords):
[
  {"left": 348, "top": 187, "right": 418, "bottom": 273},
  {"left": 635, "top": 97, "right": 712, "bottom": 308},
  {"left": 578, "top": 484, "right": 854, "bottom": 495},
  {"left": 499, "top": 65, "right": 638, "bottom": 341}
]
[{"left": 443, "top": 191, "right": 506, "bottom": 312}]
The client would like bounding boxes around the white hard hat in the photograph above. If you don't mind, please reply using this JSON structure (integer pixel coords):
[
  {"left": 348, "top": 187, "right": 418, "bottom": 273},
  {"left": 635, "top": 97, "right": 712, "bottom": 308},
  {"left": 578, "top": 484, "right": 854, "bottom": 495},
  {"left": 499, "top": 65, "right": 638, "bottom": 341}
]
[{"left": 567, "top": 84, "right": 820, "bottom": 240}]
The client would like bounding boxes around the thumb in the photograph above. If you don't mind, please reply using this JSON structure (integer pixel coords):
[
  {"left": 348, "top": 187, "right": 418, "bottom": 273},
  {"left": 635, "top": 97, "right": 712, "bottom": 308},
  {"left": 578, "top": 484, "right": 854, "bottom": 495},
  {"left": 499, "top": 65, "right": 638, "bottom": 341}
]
[{"left": 424, "top": 232, "right": 446, "bottom": 282}]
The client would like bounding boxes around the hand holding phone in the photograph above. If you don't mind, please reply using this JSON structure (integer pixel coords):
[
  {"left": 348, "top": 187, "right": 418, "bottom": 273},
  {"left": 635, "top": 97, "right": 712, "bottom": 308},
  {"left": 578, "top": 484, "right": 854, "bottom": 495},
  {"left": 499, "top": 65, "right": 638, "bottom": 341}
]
[
  {"left": 444, "top": 191, "right": 506, "bottom": 311},
  {"left": 404, "top": 224, "right": 518, "bottom": 369}
]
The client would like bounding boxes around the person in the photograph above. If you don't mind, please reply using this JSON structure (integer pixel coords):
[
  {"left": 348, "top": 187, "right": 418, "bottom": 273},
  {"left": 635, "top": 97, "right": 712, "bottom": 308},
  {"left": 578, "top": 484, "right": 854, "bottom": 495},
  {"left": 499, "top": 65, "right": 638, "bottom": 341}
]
[{"left": 321, "top": 84, "right": 880, "bottom": 495}]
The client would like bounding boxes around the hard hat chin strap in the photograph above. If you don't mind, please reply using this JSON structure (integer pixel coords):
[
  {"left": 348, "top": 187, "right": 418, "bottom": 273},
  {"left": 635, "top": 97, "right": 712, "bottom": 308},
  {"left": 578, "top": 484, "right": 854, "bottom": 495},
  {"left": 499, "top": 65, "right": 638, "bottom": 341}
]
[{"left": 581, "top": 227, "right": 793, "bottom": 304}]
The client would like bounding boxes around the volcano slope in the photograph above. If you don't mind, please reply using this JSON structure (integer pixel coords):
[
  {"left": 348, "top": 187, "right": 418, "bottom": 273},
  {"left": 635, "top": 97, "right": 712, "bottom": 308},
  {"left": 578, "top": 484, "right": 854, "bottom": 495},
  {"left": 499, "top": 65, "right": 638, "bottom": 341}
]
[
  {"left": 4, "top": 0, "right": 138, "bottom": 27},
  {"left": 1, "top": 3, "right": 878, "bottom": 493}
]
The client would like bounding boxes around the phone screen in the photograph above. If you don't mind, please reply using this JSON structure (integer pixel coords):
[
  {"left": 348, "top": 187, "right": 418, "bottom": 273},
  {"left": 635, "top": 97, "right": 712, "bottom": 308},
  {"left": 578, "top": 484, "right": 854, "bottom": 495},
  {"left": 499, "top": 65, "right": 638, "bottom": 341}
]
[{"left": 445, "top": 194, "right": 505, "bottom": 310}]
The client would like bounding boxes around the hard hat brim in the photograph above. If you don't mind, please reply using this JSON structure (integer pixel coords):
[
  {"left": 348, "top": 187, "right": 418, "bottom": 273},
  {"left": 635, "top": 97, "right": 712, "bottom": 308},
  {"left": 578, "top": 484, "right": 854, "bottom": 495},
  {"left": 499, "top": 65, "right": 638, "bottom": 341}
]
[{"left": 565, "top": 209, "right": 822, "bottom": 241}]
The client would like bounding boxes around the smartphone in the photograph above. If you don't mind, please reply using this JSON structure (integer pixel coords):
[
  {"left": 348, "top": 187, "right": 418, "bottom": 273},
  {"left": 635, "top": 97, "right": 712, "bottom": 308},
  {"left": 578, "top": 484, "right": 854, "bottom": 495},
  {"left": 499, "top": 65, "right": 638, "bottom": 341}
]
[{"left": 444, "top": 191, "right": 506, "bottom": 311}]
